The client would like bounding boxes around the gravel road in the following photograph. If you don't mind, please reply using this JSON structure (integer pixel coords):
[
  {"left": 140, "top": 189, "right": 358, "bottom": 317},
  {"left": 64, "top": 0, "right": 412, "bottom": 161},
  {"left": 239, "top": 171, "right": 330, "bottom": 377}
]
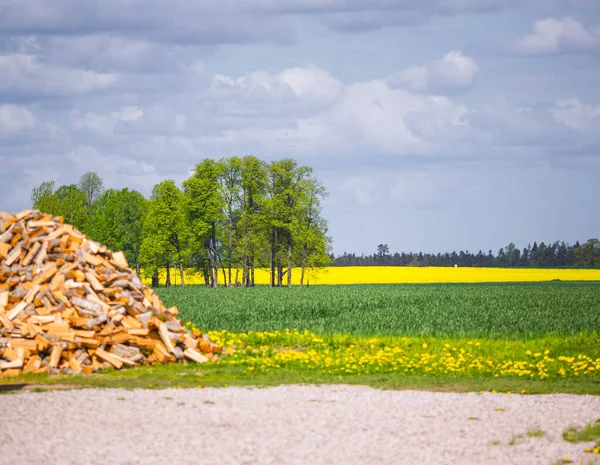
[{"left": 1, "top": 385, "right": 599, "bottom": 465}]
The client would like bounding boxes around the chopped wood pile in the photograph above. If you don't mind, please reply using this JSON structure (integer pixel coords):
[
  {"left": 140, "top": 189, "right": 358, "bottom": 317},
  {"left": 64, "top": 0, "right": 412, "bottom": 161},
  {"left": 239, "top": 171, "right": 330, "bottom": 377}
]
[{"left": 0, "top": 210, "right": 221, "bottom": 378}]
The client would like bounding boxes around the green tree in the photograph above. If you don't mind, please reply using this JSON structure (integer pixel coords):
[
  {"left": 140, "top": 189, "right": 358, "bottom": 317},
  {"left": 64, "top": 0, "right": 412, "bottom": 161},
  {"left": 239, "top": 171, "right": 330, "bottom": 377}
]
[
  {"left": 265, "top": 159, "right": 309, "bottom": 287},
  {"left": 54, "top": 184, "right": 87, "bottom": 231},
  {"left": 31, "top": 181, "right": 60, "bottom": 215},
  {"left": 574, "top": 238, "right": 600, "bottom": 266},
  {"left": 89, "top": 188, "right": 147, "bottom": 276},
  {"left": 296, "top": 175, "right": 331, "bottom": 286},
  {"left": 376, "top": 244, "right": 390, "bottom": 258},
  {"left": 217, "top": 157, "right": 243, "bottom": 286},
  {"left": 140, "top": 180, "right": 188, "bottom": 287},
  {"left": 78, "top": 172, "right": 104, "bottom": 211},
  {"left": 183, "top": 160, "right": 223, "bottom": 288},
  {"left": 236, "top": 156, "right": 268, "bottom": 286}
]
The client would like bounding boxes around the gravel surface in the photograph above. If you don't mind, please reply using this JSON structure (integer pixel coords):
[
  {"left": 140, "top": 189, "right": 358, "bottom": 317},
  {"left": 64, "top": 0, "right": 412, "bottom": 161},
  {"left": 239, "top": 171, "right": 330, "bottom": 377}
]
[{"left": 1, "top": 385, "right": 599, "bottom": 465}]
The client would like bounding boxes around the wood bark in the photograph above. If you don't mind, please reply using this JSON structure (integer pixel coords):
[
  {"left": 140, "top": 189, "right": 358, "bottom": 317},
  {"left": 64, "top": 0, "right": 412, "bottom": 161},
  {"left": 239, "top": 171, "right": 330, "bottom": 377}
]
[
  {"left": 178, "top": 262, "right": 185, "bottom": 288},
  {"left": 287, "top": 239, "right": 293, "bottom": 288},
  {"left": 0, "top": 210, "right": 222, "bottom": 376},
  {"left": 165, "top": 262, "right": 171, "bottom": 288}
]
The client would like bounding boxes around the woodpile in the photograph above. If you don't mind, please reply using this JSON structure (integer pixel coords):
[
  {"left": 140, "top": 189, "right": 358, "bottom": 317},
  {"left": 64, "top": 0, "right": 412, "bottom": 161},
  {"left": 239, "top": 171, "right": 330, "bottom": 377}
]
[{"left": 0, "top": 210, "right": 221, "bottom": 378}]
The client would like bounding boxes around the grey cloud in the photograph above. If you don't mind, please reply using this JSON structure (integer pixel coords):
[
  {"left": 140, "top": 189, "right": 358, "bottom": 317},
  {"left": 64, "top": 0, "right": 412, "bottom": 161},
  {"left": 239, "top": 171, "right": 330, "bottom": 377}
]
[
  {"left": 0, "top": 1, "right": 295, "bottom": 45},
  {"left": 0, "top": 0, "right": 522, "bottom": 43},
  {"left": 319, "top": 0, "right": 519, "bottom": 32}
]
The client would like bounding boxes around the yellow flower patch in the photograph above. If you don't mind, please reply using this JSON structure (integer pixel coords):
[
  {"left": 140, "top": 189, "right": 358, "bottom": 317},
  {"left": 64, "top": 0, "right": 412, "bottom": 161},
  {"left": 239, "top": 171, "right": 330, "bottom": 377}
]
[{"left": 187, "top": 326, "right": 600, "bottom": 379}]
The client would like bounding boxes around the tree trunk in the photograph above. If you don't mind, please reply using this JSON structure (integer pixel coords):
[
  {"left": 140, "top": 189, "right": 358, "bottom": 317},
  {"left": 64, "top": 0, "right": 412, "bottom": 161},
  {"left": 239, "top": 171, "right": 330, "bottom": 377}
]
[
  {"left": 152, "top": 269, "right": 159, "bottom": 288},
  {"left": 165, "top": 262, "right": 171, "bottom": 288},
  {"left": 212, "top": 249, "right": 218, "bottom": 288},
  {"left": 250, "top": 254, "right": 255, "bottom": 287},
  {"left": 179, "top": 262, "right": 185, "bottom": 288},
  {"left": 228, "top": 218, "right": 233, "bottom": 287},
  {"left": 219, "top": 254, "right": 227, "bottom": 286},
  {"left": 135, "top": 261, "right": 141, "bottom": 279},
  {"left": 277, "top": 261, "right": 283, "bottom": 287},
  {"left": 287, "top": 240, "right": 292, "bottom": 288},
  {"left": 205, "top": 252, "right": 213, "bottom": 288},
  {"left": 270, "top": 228, "right": 275, "bottom": 288},
  {"left": 300, "top": 244, "right": 308, "bottom": 287}
]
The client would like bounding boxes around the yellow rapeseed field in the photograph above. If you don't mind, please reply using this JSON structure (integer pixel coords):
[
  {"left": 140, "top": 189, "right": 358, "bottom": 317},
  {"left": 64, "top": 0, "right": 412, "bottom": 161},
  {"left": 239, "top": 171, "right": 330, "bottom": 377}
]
[{"left": 144, "top": 266, "right": 600, "bottom": 286}]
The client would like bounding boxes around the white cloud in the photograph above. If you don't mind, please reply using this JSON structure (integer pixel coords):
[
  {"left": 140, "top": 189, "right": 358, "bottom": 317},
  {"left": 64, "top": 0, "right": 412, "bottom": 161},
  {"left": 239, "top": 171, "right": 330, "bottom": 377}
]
[
  {"left": 284, "top": 79, "right": 469, "bottom": 155},
  {"left": 199, "top": 71, "right": 475, "bottom": 157},
  {"left": 110, "top": 106, "right": 144, "bottom": 122},
  {"left": 388, "top": 51, "right": 479, "bottom": 94},
  {"left": 550, "top": 98, "right": 600, "bottom": 132},
  {"left": 0, "top": 54, "right": 118, "bottom": 96},
  {"left": 209, "top": 65, "right": 342, "bottom": 112},
  {"left": 0, "top": 105, "right": 38, "bottom": 137},
  {"left": 509, "top": 17, "right": 600, "bottom": 55},
  {"left": 71, "top": 106, "right": 144, "bottom": 135}
]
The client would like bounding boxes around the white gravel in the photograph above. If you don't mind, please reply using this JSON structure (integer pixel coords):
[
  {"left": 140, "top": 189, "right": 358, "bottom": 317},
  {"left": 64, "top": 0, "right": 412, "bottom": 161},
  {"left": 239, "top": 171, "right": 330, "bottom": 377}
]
[{"left": 1, "top": 385, "right": 599, "bottom": 465}]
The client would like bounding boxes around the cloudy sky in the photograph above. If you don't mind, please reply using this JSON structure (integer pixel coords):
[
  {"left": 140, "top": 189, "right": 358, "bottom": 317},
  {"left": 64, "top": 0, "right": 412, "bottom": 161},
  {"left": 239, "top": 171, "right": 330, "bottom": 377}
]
[{"left": 1, "top": 0, "right": 599, "bottom": 255}]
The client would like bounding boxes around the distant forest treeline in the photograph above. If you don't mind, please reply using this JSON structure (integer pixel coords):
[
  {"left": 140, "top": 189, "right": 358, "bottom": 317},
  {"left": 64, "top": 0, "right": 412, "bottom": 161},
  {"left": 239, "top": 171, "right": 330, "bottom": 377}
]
[
  {"left": 331, "top": 240, "right": 600, "bottom": 267},
  {"left": 29, "top": 157, "right": 331, "bottom": 288}
]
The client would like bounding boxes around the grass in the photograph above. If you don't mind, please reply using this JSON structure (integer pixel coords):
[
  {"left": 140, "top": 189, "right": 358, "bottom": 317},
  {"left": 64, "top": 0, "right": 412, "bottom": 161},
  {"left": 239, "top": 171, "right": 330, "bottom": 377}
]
[
  {"left": 2, "top": 362, "right": 600, "bottom": 394},
  {"left": 157, "top": 282, "right": 600, "bottom": 339},
  {"left": 199, "top": 329, "right": 600, "bottom": 380},
  {"left": 563, "top": 420, "right": 600, "bottom": 443},
  {"left": 527, "top": 428, "right": 546, "bottom": 438},
  {"left": 2, "top": 282, "right": 599, "bottom": 393},
  {"left": 562, "top": 419, "right": 600, "bottom": 459}
]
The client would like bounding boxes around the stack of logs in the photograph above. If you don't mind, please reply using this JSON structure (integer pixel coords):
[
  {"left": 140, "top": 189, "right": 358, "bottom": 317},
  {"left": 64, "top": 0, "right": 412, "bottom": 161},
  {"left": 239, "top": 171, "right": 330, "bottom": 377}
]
[{"left": 0, "top": 210, "right": 221, "bottom": 378}]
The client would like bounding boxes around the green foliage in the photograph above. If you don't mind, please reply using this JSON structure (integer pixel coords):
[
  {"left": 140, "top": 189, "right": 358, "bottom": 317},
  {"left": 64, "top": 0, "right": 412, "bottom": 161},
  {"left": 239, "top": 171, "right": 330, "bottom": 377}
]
[
  {"left": 88, "top": 188, "right": 147, "bottom": 270},
  {"left": 54, "top": 184, "right": 87, "bottom": 231},
  {"left": 140, "top": 180, "right": 188, "bottom": 284},
  {"left": 183, "top": 159, "right": 224, "bottom": 286},
  {"left": 28, "top": 159, "right": 332, "bottom": 288},
  {"left": 156, "top": 282, "right": 600, "bottom": 338},
  {"left": 30, "top": 175, "right": 100, "bottom": 233},
  {"left": 575, "top": 239, "right": 600, "bottom": 267},
  {"left": 30, "top": 181, "right": 58, "bottom": 213},
  {"left": 78, "top": 171, "right": 104, "bottom": 211}
]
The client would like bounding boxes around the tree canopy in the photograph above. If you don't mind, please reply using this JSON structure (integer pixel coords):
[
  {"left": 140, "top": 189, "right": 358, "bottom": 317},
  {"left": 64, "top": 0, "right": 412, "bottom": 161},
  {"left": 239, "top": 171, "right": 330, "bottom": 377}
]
[{"left": 29, "top": 156, "right": 332, "bottom": 287}]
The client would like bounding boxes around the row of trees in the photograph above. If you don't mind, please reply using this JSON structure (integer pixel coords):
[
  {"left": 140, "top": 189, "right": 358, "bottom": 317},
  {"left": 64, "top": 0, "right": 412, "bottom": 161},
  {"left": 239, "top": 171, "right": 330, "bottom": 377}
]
[
  {"left": 30, "top": 157, "right": 332, "bottom": 287},
  {"left": 333, "top": 240, "right": 600, "bottom": 267}
]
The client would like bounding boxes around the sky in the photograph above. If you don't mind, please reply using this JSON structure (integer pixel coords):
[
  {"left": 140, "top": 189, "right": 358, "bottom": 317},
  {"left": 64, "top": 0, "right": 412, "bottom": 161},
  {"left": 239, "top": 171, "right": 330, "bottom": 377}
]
[{"left": 0, "top": 0, "right": 599, "bottom": 256}]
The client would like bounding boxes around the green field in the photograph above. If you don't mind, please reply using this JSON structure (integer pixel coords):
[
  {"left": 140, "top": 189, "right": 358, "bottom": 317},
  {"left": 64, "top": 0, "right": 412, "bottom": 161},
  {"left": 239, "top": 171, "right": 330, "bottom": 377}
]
[
  {"left": 156, "top": 282, "right": 600, "bottom": 339},
  {"left": 4, "top": 282, "right": 599, "bottom": 394}
]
